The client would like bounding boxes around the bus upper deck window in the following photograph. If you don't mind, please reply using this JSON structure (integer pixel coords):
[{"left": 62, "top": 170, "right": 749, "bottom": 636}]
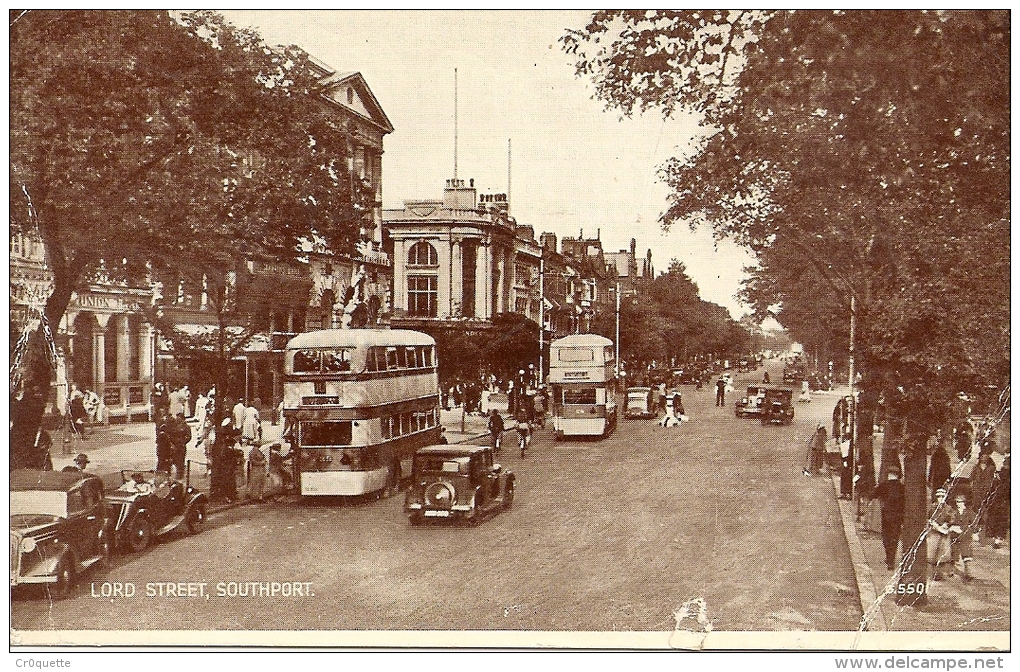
[
  {"left": 293, "top": 350, "right": 320, "bottom": 373},
  {"left": 406, "top": 346, "right": 419, "bottom": 368},
  {"left": 422, "top": 346, "right": 433, "bottom": 367},
  {"left": 386, "top": 347, "right": 399, "bottom": 370},
  {"left": 559, "top": 348, "right": 594, "bottom": 362},
  {"left": 321, "top": 349, "right": 351, "bottom": 373},
  {"left": 395, "top": 347, "right": 407, "bottom": 369}
]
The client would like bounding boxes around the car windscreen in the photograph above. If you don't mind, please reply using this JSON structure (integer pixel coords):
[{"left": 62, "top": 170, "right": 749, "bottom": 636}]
[{"left": 10, "top": 491, "right": 67, "bottom": 518}]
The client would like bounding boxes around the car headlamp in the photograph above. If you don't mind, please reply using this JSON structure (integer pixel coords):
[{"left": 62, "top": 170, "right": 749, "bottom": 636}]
[{"left": 20, "top": 537, "right": 36, "bottom": 553}]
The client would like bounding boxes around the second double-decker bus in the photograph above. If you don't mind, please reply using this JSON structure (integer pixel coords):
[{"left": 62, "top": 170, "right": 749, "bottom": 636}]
[
  {"left": 548, "top": 334, "right": 618, "bottom": 439},
  {"left": 283, "top": 329, "right": 442, "bottom": 497}
]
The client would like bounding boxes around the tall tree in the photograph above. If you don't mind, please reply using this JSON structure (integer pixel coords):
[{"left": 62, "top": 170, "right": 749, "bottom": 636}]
[
  {"left": 565, "top": 10, "right": 1009, "bottom": 606},
  {"left": 10, "top": 10, "right": 369, "bottom": 469}
]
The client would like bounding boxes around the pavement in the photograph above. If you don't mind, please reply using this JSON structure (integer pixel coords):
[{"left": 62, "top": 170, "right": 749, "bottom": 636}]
[{"left": 799, "top": 387, "right": 1010, "bottom": 634}]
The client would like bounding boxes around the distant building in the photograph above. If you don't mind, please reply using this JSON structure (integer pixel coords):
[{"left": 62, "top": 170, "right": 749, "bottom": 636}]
[{"left": 605, "top": 238, "right": 654, "bottom": 297}]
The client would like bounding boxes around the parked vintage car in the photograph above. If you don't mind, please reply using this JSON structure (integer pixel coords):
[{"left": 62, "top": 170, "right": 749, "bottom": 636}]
[
  {"left": 761, "top": 387, "right": 796, "bottom": 425},
  {"left": 104, "top": 470, "right": 208, "bottom": 553},
  {"left": 11, "top": 469, "right": 112, "bottom": 597},
  {"left": 735, "top": 385, "right": 767, "bottom": 418},
  {"left": 625, "top": 387, "right": 657, "bottom": 419},
  {"left": 405, "top": 445, "right": 515, "bottom": 525}
]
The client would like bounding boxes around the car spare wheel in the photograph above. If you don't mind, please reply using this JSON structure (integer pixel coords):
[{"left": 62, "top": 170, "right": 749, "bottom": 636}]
[
  {"left": 424, "top": 482, "right": 455, "bottom": 509},
  {"left": 186, "top": 504, "right": 206, "bottom": 534}
]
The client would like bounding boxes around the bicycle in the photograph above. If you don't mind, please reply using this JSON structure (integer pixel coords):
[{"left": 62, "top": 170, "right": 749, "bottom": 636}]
[{"left": 516, "top": 422, "right": 531, "bottom": 457}]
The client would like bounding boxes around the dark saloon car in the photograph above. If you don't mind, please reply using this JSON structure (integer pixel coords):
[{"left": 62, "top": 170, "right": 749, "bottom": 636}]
[
  {"left": 405, "top": 445, "right": 515, "bottom": 525},
  {"left": 735, "top": 385, "right": 767, "bottom": 418},
  {"left": 105, "top": 470, "right": 208, "bottom": 553},
  {"left": 760, "top": 387, "right": 796, "bottom": 425},
  {"left": 11, "top": 469, "right": 112, "bottom": 597}
]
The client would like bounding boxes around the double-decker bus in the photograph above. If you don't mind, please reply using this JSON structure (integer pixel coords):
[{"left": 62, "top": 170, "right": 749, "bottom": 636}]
[
  {"left": 283, "top": 329, "right": 442, "bottom": 497},
  {"left": 548, "top": 334, "right": 618, "bottom": 439}
]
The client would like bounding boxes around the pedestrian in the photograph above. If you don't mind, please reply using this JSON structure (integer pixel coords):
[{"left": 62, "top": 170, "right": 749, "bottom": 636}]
[
  {"left": 168, "top": 411, "right": 192, "bottom": 480},
  {"left": 151, "top": 383, "right": 169, "bottom": 419},
  {"left": 928, "top": 443, "right": 952, "bottom": 495},
  {"left": 762, "top": 371, "right": 771, "bottom": 384},
  {"left": 68, "top": 387, "right": 88, "bottom": 440},
  {"left": 968, "top": 453, "right": 995, "bottom": 538},
  {"left": 872, "top": 468, "right": 905, "bottom": 570},
  {"left": 194, "top": 390, "right": 209, "bottom": 436},
  {"left": 213, "top": 417, "right": 242, "bottom": 503},
  {"left": 514, "top": 406, "right": 531, "bottom": 457},
  {"left": 927, "top": 488, "right": 954, "bottom": 580},
  {"left": 241, "top": 401, "right": 262, "bottom": 446},
  {"left": 950, "top": 492, "right": 977, "bottom": 581},
  {"left": 715, "top": 377, "right": 726, "bottom": 407},
  {"left": 246, "top": 444, "right": 267, "bottom": 502},
  {"left": 839, "top": 443, "right": 853, "bottom": 500},
  {"left": 232, "top": 397, "right": 246, "bottom": 431},
  {"left": 856, "top": 437, "right": 876, "bottom": 518},
  {"left": 985, "top": 455, "right": 1010, "bottom": 548},
  {"left": 487, "top": 409, "right": 505, "bottom": 452},
  {"left": 798, "top": 379, "right": 811, "bottom": 403},
  {"left": 155, "top": 408, "right": 173, "bottom": 473},
  {"left": 62, "top": 453, "right": 91, "bottom": 474},
  {"left": 955, "top": 420, "right": 974, "bottom": 461},
  {"left": 438, "top": 427, "right": 449, "bottom": 445},
  {"left": 672, "top": 391, "right": 686, "bottom": 420},
  {"left": 807, "top": 424, "right": 827, "bottom": 475}
]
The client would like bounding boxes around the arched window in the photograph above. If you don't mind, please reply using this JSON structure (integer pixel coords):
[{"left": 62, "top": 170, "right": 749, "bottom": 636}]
[{"left": 407, "top": 241, "right": 438, "bottom": 267}]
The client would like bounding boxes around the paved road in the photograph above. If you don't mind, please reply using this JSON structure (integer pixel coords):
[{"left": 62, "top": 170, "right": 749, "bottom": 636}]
[{"left": 12, "top": 363, "right": 860, "bottom": 632}]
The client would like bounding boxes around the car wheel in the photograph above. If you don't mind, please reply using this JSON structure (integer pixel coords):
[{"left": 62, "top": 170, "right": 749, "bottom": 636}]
[
  {"left": 185, "top": 504, "right": 206, "bottom": 535},
  {"left": 127, "top": 516, "right": 153, "bottom": 553},
  {"left": 503, "top": 479, "right": 515, "bottom": 510},
  {"left": 51, "top": 560, "right": 75, "bottom": 599},
  {"left": 385, "top": 462, "right": 401, "bottom": 497}
]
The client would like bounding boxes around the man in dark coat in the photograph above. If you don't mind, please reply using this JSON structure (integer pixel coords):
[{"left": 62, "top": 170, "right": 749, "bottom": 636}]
[
  {"left": 154, "top": 409, "right": 172, "bottom": 473},
  {"left": 487, "top": 409, "right": 505, "bottom": 451},
  {"left": 715, "top": 377, "right": 726, "bottom": 407},
  {"left": 873, "top": 468, "right": 905, "bottom": 570},
  {"left": 167, "top": 412, "right": 192, "bottom": 479}
]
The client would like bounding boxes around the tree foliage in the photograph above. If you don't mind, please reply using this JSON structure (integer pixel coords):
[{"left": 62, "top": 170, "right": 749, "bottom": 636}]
[
  {"left": 564, "top": 9, "right": 1008, "bottom": 411},
  {"left": 565, "top": 9, "right": 1009, "bottom": 606},
  {"left": 592, "top": 260, "right": 749, "bottom": 368},
  {"left": 10, "top": 10, "right": 370, "bottom": 467}
]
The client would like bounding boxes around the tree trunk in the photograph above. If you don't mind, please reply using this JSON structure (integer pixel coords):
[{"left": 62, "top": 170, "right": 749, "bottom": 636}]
[
  {"left": 879, "top": 412, "right": 903, "bottom": 479},
  {"left": 10, "top": 280, "right": 75, "bottom": 470},
  {"left": 896, "top": 430, "right": 930, "bottom": 607}
]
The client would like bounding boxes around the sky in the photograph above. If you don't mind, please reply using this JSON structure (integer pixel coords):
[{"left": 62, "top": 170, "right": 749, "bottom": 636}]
[{"left": 222, "top": 10, "right": 756, "bottom": 319}]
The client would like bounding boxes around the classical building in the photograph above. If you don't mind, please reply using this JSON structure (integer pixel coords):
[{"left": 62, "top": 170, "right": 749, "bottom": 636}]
[
  {"left": 11, "top": 233, "right": 156, "bottom": 423},
  {"left": 384, "top": 178, "right": 543, "bottom": 326}
]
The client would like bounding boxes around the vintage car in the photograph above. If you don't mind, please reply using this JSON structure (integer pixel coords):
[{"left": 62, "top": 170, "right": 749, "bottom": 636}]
[
  {"left": 104, "top": 470, "right": 208, "bottom": 553},
  {"left": 11, "top": 469, "right": 112, "bottom": 597},
  {"left": 625, "top": 387, "right": 657, "bottom": 419},
  {"left": 735, "top": 385, "right": 767, "bottom": 418},
  {"left": 405, "top": 445, "right": 515, "bottom": 525},
  {"left": 782, "top": 364, "right": 805, "bottom": 384},
  {"left": 760, "top": 387, "right": 796, "bottom": 425}
]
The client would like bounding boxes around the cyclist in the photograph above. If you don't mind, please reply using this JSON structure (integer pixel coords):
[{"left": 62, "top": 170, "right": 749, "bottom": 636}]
[
  {"left": 487, "top": 409, "right": 505, "bottom": 452},
  {"left": 514, "top": 407, "right": 531, "bottom": 457}
]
